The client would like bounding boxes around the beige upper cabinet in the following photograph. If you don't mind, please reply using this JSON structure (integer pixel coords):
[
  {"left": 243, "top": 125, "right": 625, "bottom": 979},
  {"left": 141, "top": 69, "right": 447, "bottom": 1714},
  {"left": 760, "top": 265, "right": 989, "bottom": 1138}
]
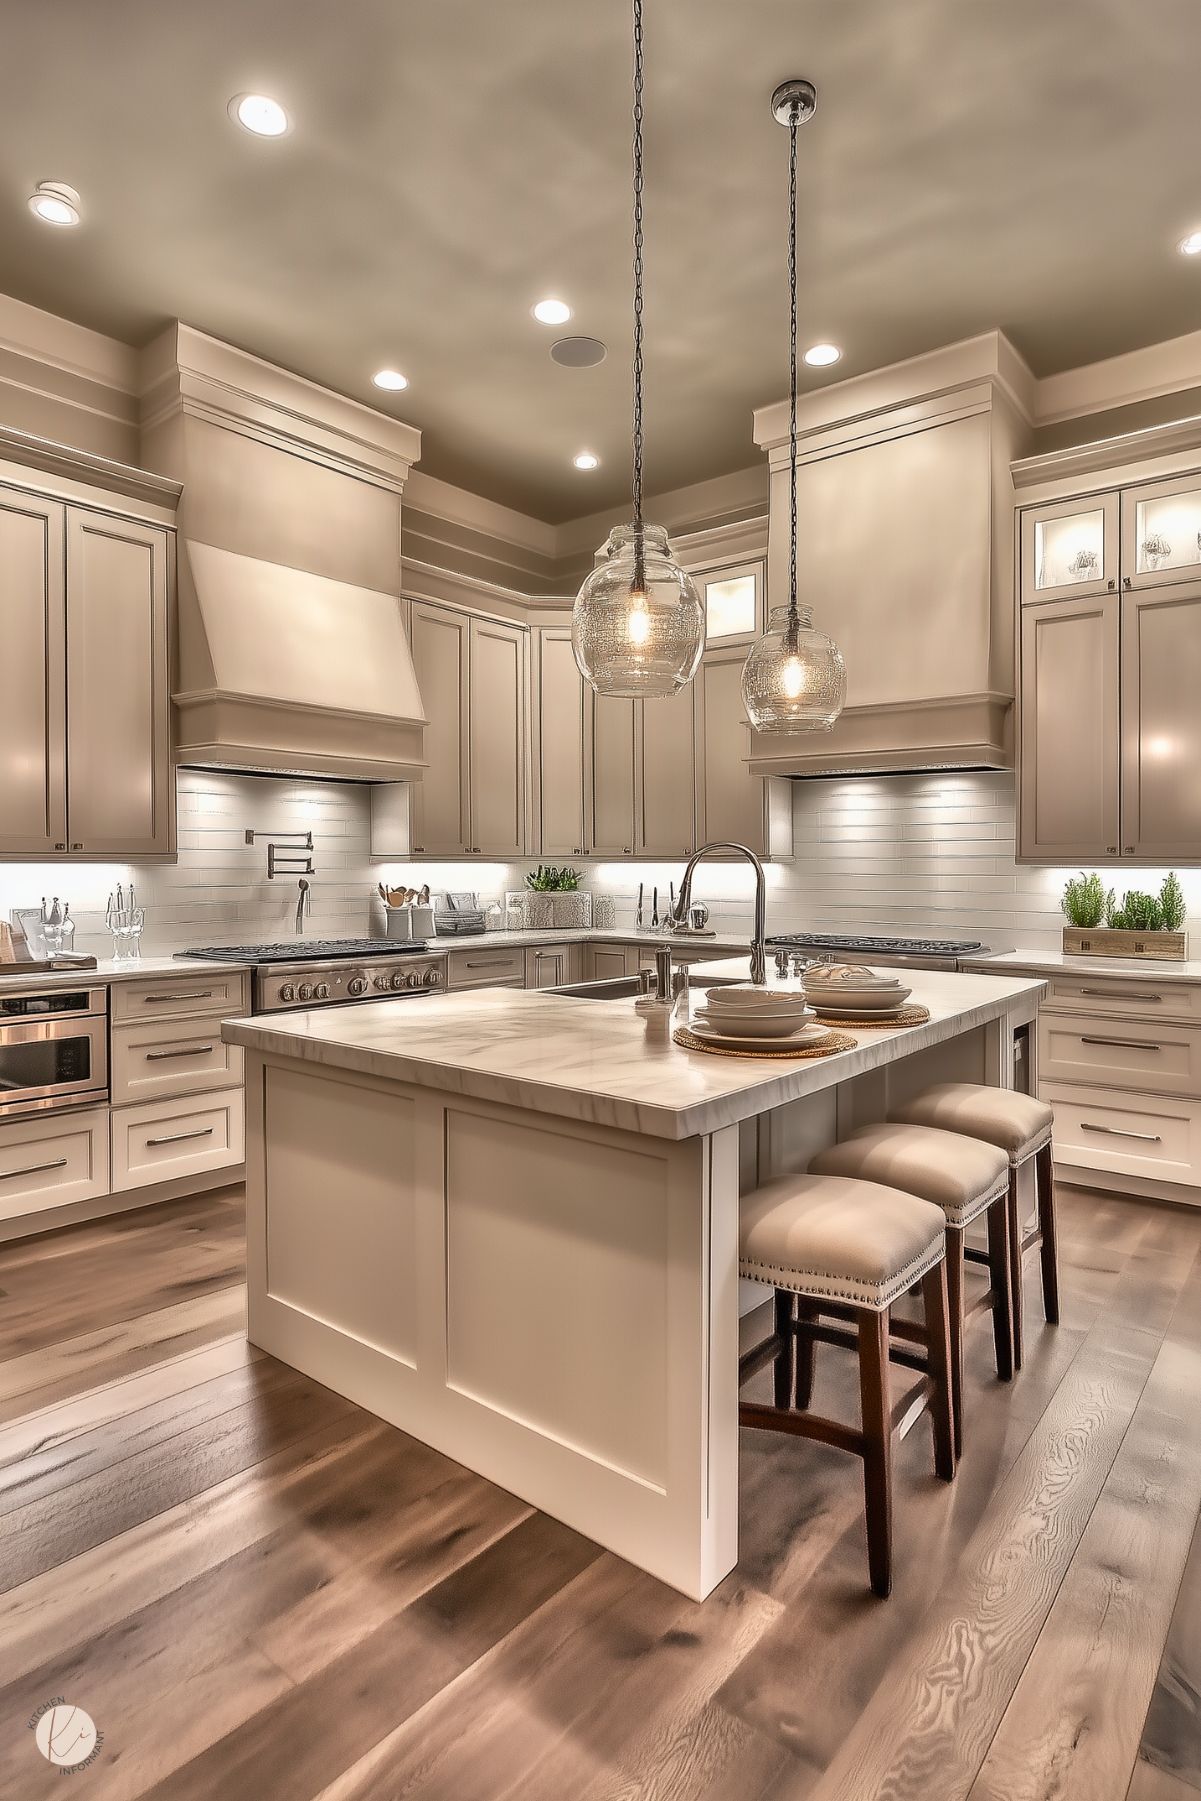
[
  {"left": 0, "top": 487, "right": 67, "bottom": 856},
  {"left": 1020, "top": 493, "right": 1119, "bottom": 603},
  {"left": 408, "top": 603, "right": 470, "bottom": 854},
  {"left": 535, "top": 627, "right": 586, "bottom": 857},
  {"left": 1018, "top": 594, "right": 1120, "bottom": 861},
  {"left": 694, "top": 647, "right": 794, "bottom": 860},
  {"left": 1120, "top": 584, "right": 1201, "bottom": 859},
  {"left": 1121, "top": 473, "right": 1201, "bottom": 591},
  {"left": 65, "top": 510, "right": 172, "bottom": 857},
  {"left": 637, "top": 689, "right": 696, "bottom": 857},
  {"left": 468, "top": 616, "right": 526, "bottom": 858},
  {"left": 587, "top": 694, "right": 637, "bottom": 856}
]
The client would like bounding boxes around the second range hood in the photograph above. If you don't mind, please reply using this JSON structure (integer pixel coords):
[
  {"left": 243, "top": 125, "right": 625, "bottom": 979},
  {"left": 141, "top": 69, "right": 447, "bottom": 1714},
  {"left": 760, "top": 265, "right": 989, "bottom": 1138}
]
[{"left": 141, "top": 323, "right": 426, "bottom": 782}]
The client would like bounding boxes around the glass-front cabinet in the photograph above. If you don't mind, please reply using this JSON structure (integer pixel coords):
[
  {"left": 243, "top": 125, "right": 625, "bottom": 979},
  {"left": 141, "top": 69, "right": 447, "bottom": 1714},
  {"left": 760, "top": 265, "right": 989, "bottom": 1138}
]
[
  {"left": 695, "top": 560, "right": 763, "bottom": 644},
  {"left": 1122, "top": 473, "right": 1201, "bottom": 589},
  {"left": 1020, "top": 493, "right": 1118, "bottom": 601}
]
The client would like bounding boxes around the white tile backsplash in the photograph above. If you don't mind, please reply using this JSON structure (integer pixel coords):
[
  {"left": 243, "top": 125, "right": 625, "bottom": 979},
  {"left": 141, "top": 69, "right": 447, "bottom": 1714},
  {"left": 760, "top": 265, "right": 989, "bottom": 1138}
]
[{"left": 4, "top": 767, "right": 1198, "bottom": 959}]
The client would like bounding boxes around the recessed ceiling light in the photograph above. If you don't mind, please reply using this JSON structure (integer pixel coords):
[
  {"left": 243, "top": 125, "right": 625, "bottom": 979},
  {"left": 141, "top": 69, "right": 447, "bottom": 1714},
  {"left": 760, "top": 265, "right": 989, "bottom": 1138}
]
[
  {"left": 229, "top": 93, "right": 290, "bottom": 137},
  {"left": 573, "top": 452, "right": 600, "bottom": 470},
  {"left": 803, "top": 342, "right": 841, "bottom": 367},
  {"left": 372, "top": 368, "right": 408, "bottom": 392},
  {"left": 28, "top": 182, "right": 81, "bottom": 227},
  {"left": 1178, "top": 229, "right": 1201, "bottom": 257},
  {"left": 533, "top": 298, "right": 572, "bottom": 325}
]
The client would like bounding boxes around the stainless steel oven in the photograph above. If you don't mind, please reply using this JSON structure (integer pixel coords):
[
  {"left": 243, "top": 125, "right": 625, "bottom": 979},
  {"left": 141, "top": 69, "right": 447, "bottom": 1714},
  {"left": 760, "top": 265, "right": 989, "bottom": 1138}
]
[{"left": 0, "top": 985, "right": 109, "bottom": 1117}]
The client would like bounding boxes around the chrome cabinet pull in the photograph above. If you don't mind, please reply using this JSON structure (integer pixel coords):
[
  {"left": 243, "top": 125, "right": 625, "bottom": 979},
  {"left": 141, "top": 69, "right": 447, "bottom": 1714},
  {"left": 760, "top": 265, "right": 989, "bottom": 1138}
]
[
  {"left": 145, "top": 1126, "right": 215, "bottom": 1147},
  {"left": 1079, "top": 1036, "right": 1163, "bottom": 1051},
  {"left": 1074, "top": 988, "right": 1162, "bottom": 1002},
  {"left": 1080, "top": 1122, "right": 1162, "bottom": 1142},
  {"left": 1, "top": 1156, "right": 68, "bottom": 1180},
  {"left": 465, "top": 959, "right": 512, "bottom": 969},
  {"left": 145, "top": 1044, "right": 216, "bottom": 1061},
  {"left": 143, "top": 991, "right": 214, "bottom": 1004}
]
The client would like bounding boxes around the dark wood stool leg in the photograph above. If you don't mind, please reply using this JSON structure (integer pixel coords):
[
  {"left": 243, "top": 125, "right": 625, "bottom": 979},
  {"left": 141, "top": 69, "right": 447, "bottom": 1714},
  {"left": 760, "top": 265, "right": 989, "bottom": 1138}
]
[
  {"left": 794, "top": 1299, "right": 820, "bottom": 1409},
  {"left": 1006, "top": 1165, "right": 1025, "bottom": 1371},
  {"left": 921, "top": 1263, "right": 957, "bottom": 1483},
  {"left": 986, "top": 1193, "right": 1014, "bottom": 1381},
  {"left": 943, "top": 1227, "right": 965, "bottom": 1459},
  {"left": 1036, "top": 1143, "right": 1060, "bottom": 1325},
  {"left": 858, "top": 1308, "right": 893, "bottom": 1599},
  {"left": 773, "top": 1289, "right": 797, "bottom": 1407}
]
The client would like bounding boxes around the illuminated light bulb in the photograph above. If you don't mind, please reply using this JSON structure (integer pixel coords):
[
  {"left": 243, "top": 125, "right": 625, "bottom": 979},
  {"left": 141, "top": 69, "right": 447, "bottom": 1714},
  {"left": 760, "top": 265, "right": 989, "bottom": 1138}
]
[
  {"left": 627, "top": 592, "right": 651, "bottom": 647},
  {"left": 781, "top": 656, "right": 806, "bottom": 700},
  {"left": 572, "top": 524, "right": 704, "bottom": 697}
]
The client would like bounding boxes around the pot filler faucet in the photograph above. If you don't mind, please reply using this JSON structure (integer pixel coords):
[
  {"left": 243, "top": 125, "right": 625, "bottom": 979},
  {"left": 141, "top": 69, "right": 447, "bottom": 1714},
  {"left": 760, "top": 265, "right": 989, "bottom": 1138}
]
[
  {"left": 670, "top": 842, "right": 767, "bottom": 985},
  {"left": 295, "top": 878, "right": 310, "bottom": 935}
]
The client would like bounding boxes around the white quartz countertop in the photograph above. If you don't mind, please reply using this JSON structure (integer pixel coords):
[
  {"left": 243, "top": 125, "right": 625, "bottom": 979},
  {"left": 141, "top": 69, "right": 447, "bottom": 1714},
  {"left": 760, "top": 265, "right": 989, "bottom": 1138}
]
[
  {"left": 224, "top": 959, "right": 1045, "bottom": 1141},
  {"left": 964, "top": 948, "right": 1201, "bottom": 984},
  {"left": 0, "top": 954, "right": 252, "bottom": 990}
]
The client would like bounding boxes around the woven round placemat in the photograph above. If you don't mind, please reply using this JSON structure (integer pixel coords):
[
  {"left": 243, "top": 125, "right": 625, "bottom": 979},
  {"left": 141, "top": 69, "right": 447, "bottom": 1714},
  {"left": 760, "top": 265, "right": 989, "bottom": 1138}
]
[
  {"left": 810, "top": 1003, "right": 931, "bottom": 1029},
  {"left": 672, "top": 1025, "right": 857, "bottom": 1060}
]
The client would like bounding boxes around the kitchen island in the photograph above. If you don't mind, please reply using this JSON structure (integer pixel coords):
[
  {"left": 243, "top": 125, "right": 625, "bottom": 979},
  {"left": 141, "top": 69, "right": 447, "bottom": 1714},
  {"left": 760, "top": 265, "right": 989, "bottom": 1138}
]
[{"left": 224, "top": 959, "right": 1044, "bottom": 1598}]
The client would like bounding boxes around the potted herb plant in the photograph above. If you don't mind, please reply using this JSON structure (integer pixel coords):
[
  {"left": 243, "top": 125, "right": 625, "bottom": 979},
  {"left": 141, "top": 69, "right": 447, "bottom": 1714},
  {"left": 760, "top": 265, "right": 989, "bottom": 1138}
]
[
  {"left": 524, "top": 864, "right": 589, "bottom": 929},
  {"left": 1061, "top": 870, "right": 1188, "bottom": 960}
]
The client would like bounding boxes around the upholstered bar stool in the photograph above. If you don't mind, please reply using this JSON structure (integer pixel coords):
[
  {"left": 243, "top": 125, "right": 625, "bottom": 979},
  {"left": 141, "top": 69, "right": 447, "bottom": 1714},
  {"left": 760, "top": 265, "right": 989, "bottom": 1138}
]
[
  {"left": 739, "top": 1172, "right": 956, "bottom": 1598},
  {"left": 808, "top": 1124, "right": 1015, "bottom": 1456},
  {"left": 891, "top": 1084, "right": 1058, "bottom": 1369}
]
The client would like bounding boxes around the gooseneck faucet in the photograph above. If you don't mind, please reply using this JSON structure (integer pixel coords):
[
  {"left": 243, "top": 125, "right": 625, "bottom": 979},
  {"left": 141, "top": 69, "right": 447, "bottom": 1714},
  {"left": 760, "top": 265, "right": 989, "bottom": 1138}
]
[{"left": 670, "top": 842, "right": 768, "bottom": 984}]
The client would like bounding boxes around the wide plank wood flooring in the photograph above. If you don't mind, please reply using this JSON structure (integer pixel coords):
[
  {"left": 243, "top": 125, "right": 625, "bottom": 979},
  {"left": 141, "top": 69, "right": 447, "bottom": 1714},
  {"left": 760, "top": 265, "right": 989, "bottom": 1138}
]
[{"left": 1, "top": 1182, "right": 1199, "bottom": 1799}]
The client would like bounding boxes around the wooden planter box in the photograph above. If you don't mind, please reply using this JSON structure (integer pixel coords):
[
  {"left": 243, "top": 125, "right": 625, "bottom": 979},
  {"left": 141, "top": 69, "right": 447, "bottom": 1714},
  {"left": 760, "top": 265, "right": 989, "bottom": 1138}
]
[{"left": 1062, "top": 926, "right": 1189, "bottom": 962}]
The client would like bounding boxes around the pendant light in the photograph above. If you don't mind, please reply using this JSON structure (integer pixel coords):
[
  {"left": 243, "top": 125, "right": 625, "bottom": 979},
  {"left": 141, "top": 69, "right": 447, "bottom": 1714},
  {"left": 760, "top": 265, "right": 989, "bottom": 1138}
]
[
  {"left": 742, "top": 81, "right": 847, "bottom": 733},
  {"left": 572, "top": 0, "right": 705, "bottom": 699}
]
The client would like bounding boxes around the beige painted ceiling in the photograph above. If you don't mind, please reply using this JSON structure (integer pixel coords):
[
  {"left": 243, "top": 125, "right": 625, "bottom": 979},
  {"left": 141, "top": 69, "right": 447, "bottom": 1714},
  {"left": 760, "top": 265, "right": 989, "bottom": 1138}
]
[{"left": 2, "top": 0, "right": 1201, "bottom": 521}]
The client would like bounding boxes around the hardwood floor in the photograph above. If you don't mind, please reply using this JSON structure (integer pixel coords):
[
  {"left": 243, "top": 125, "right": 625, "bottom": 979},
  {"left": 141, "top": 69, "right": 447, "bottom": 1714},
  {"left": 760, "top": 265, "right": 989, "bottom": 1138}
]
[{"left": 1, "top": 1182, "right": 1199, "bottom": 1800}]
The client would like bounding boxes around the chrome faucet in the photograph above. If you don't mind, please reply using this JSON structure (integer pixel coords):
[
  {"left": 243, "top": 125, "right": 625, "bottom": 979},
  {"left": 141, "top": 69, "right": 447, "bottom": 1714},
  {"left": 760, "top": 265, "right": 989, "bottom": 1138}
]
[
  {"left": 670, "top": 842, "right": 767, "bottom": 984},
  {"left": 295, "top": 878, "right": 310, "bottom": 935}
]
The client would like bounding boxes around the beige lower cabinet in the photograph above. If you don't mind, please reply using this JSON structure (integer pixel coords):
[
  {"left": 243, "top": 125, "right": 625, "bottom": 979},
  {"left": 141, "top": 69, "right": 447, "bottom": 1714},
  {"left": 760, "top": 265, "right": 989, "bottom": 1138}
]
[
  {"left": 111, "top": 1014, "right": 244, "bottom": 1105},
  {"left": 524, "top": 944, "right": 582, "bottom": 989},
  {"left": 446, "top": 945, "right": 526, "bottom": 989},
  {"left": 0, "top": 1107, "right": 110, "bottom": 1222},
  {"left": 586, "top": 944, "right": 634, "bottom": 981},
  {"left": 1018, "top": 593, "right": 1120, "bottom": 860},
  {"left": 112, "top": 1088, "right": 245, "bottom": 1192},
  {"left": 694, "top": 650, "right": 794, "bottom": 860}
]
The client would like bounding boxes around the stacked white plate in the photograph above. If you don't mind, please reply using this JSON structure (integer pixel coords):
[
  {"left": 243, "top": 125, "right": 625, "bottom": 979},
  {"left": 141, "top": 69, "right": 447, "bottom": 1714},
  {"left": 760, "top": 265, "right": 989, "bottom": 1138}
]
[
  {"left": 801, "top": 963, "right": 912, "bottom": 1018},
  {"left": 690, "top": 984, "right": 829, "bottom": 1051}
]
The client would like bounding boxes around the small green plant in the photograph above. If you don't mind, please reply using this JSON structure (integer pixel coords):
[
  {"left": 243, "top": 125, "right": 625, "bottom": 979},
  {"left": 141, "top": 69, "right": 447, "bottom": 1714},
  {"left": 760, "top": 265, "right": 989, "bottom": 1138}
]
[
  {"left": 524, "top": 864, "right": 581, "bottom": 893},
  {"left": 1160, "top": 872, "right": 1186, "bottom": 932},
  {"left": 1109, "top": 891, "right": 1163, "bottom": 932},
  {"left": 1061, "top": 871, "right": 1108, "bottom": 928}
]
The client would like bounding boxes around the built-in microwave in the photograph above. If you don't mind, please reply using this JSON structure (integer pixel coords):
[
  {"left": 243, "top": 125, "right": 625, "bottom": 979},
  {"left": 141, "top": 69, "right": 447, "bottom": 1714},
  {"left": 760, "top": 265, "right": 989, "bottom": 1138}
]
[{"left": 0, "top": 985, "right": 109, "bottom": 1117}]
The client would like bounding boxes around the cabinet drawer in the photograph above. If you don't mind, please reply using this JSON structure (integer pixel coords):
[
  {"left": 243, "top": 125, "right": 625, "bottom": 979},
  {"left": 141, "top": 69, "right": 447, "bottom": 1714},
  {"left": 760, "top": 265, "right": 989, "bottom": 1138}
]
[
  {"left": 0, "top": 1107, "right": 110, "bottom": 1221},
  {"left": 111, "top": 970, "right": 250, "bottom": 1024},
  {"left": 1042, "top": 1082, "right": 1201, "bottom": 1187},
  {"left": 1044, "top": 973, "right": 1201, "bottom": 1024},
  {"left": 111, "top": 1017, "right": 244, "bottom": 1105},
  {"left": 1038, "top": 1015, "right": 1201, "bottom": 1098},
  {"left": 112, "top": 1088, "right": 244, "bottom": 1192},
  {"left": 446, "top": 947, "right": 526, "bottom": 989}
]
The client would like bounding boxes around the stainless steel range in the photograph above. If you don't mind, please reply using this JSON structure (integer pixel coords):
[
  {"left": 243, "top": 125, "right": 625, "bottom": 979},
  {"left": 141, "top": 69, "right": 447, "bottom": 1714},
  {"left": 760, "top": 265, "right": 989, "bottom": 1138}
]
[
  {"left": 766, "top": 932, "right": 989, "bottom": 972},
  {"left": 177, "top": 940, "right": 446, "bottom": 1013}
]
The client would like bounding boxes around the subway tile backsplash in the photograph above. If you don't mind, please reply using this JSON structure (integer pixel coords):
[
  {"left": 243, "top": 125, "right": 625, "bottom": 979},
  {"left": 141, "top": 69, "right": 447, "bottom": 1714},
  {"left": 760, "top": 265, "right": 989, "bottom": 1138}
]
[{"left": 3, "top": 767, "right": 1199, "bottom": 959}]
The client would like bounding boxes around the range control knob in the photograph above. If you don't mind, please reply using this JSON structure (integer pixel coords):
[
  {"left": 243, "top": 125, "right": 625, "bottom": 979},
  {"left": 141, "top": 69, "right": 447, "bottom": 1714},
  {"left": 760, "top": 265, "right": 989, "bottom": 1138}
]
[
  {"left": 297, "top": 983, "right": 314, "bottom": 1002},
  {"left": 407, "top": 971, "right": 422, "bottom": 989},
  {"left": 347, "top": 976, "right": 368, "bottom": 996},
  {"left": 374, "top": 974, "right": 392, "bottom": 991},
  {"left": 278, "top": 983, "right": 295, "bottom": 1003},
  {"left": 423, "top": 968, "right": 441, "bottom": 987},
  {"left": 391, "top": 972, "right": 408, "bottom": 990},
  {"left": 314, "top": 982, "right": 330, "bottom": 1000}
]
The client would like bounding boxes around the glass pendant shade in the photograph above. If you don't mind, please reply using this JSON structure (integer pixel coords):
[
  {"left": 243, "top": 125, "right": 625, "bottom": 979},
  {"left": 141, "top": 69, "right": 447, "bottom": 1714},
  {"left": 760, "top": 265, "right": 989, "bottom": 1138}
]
[
  {"left": 741, "top": 604, "right": 847, "bottom": 731},
  {"left": 573, "top": 524, "right": 705, "bottom": 698}
]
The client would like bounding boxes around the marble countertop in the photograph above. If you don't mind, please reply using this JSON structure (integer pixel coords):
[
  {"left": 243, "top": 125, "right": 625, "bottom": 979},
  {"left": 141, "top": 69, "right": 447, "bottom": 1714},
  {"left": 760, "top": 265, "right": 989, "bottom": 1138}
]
[
  {"left": 0, "top": 954, "right": 252, "bottom": 990},
  {"left": 964, "top": 948, "right": 1201, "bottom": 984},
  {"left": 224, "top": 958, "right": 1046, "bottom": 1141}
]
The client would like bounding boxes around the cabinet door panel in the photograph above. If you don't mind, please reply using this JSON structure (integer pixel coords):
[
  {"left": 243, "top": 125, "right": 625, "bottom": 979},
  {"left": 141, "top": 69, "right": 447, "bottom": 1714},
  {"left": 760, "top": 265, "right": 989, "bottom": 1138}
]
[
  {"left": 589, "top": 694, "right": 637, "bottom": 856},
  {"left": 638, "top": 689, "right": 695, "bottom": 857},
  {"left": 65, "top": 509, "right": 171, "bottom": 856},
  {"left": 1120, "top": 586, "right": 1201, "bottom": 860},
  {"left": 409, "top": 604, "right": 469, "bottom": 854},
  {"left": 1018, "top": 594, "right": 1119, "bottom": 861},
  {"left": 695, "top": 651, "right": 768, "bottom": 855},
  {"left": 1020, "top": 492, "right": 1118, "bottom": 603},
  {"left": 536, "top": 629, "right": 586, "bottom": 856},
  {"left": 469, "top": 618, "right": 526, "bottom": 857},
  {"left": 1121, "top": 474, "right": 1201, "bottom": 590},
  {"left": 0, "top": 487, "right": 66, "bottom": 855}
]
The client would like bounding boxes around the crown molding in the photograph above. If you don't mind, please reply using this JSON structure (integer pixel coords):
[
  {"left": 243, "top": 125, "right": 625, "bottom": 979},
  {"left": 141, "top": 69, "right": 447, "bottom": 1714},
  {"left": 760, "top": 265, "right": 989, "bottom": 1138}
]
[
  {"left": 1011, "top": 413, "right": 1201, "bottom": 491},
  {"left": 1034, "top": 327, "right": 1201, "bottom": 426},
  {"left": 0, "top": 423, "right": 181, "bottom": 510}
]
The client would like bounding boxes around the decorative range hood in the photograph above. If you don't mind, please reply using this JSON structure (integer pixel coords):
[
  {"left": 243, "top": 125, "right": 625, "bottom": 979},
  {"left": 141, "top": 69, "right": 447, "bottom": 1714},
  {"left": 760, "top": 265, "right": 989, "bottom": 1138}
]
[
  {"left": 140, "top": 324, "right": 427, "bottom": 782},
  {"left": 747, "top": 332, "right": 1033, "bottom": 777}
]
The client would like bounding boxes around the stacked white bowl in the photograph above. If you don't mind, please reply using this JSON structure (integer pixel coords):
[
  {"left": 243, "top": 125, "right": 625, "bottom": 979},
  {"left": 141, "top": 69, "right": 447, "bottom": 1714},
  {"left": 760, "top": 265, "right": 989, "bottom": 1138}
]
[
  {"left": 800, "top": 962, "right": 912, "bottom": 1016},
  {"left": 691, "top": 984, "right": 817, "bottom": 1044}
]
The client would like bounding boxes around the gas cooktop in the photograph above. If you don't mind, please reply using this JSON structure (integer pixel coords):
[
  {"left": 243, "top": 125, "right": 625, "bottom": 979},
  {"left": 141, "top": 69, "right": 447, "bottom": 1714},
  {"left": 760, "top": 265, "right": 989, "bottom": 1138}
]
[
  {"left": 178, "top": 940, "right": 430, "bottom": 964},
  {"left": 768, "top": 933, "right": 986, "bottom": 956}
]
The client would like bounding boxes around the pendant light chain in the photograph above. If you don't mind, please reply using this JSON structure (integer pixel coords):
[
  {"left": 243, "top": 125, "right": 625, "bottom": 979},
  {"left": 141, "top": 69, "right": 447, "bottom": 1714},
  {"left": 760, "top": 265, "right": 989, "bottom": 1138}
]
[
  {"left": 630, "top": 0, "right": 646, "bottom": 589},
  {"left": 787, "top": 102, "right": 799, "bottom": 642}
]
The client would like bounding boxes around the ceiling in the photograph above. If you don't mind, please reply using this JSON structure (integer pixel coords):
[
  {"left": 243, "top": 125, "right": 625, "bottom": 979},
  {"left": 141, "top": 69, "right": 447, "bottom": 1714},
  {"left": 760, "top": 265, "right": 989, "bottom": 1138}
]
[{"left": 3, "top": 0, "right": 1201, "bottom": 522}]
